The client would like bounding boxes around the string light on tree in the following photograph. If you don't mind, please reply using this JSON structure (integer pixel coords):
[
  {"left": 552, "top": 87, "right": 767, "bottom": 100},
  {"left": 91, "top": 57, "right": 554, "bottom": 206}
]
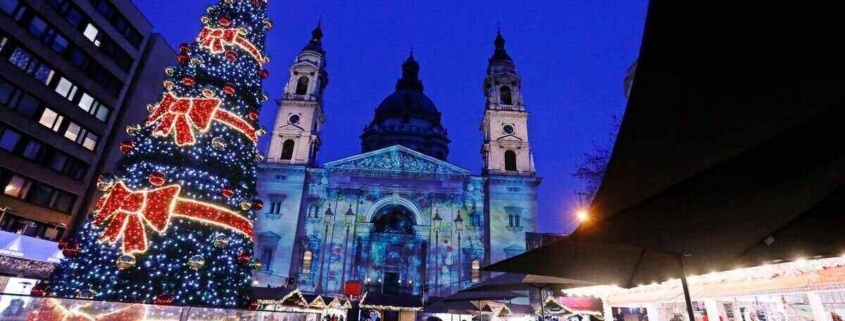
[{"left": 47, "top": 0, "right": 270, "bottom": 308}]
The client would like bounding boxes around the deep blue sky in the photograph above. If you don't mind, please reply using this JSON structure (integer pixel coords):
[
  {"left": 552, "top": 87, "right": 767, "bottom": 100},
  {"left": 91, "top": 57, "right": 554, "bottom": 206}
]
[{"left": 134, "top": 0, "right": 647, "bottom": 233}]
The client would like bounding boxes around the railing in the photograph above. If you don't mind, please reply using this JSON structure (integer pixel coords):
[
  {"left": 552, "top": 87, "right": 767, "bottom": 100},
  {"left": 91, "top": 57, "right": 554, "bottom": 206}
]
[{"left": 0, "top": 293, "right": 320, "bottom": 320}]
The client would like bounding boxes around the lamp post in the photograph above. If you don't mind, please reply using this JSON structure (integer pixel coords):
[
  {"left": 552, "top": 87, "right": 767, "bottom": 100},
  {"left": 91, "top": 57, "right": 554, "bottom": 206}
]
[
  {"left": 454, "top": 210, "right": 464, "bottom": 292},
  {"left": 341, "top": 206, "right": 355, "bottom": 288},
  {"left": 0, "top": 207, "right": 12, "bottom": 230},
  {"left": 316, "top": 205, "right": 334, "bottom": 293},
  {"left": 432, "top": 209, "right": 442, "bottom": 296}
]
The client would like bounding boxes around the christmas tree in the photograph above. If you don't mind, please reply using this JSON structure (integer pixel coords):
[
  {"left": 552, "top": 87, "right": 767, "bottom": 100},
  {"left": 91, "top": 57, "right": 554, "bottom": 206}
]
[{"left": 44, "top": 0, "right": 271, "bottom": 308}]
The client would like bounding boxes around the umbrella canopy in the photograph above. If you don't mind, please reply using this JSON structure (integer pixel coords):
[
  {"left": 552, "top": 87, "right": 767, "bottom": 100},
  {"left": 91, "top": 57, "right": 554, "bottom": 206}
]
[
  {"left": 463, "top": 273, "right": 593, "bottom": 292},
  {"left": 486, "top": 4, "right": 845, "bottom": 321},
  {"left": 486, "top": 0, "right": 845, "bottom": 287},
  {"left": 441, "top": 291, "right": 523, "bottom": 303}
]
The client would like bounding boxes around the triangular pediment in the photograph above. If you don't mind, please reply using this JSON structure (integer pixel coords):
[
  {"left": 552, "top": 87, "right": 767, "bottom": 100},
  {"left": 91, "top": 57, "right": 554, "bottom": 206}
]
[{"left": 324, "top": 145, "right": 470, "bottom": 177}]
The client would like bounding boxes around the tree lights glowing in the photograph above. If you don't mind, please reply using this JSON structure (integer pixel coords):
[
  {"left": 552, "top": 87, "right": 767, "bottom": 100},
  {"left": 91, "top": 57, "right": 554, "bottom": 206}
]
[{"left": 47, "top": 0, "right": 270, "bottom": 308}]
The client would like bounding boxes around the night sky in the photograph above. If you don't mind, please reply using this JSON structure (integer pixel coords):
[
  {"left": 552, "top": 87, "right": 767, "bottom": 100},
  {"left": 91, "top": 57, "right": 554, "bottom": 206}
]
[{"left": 134, "top": 0, "right": 647, "bottom": 233}]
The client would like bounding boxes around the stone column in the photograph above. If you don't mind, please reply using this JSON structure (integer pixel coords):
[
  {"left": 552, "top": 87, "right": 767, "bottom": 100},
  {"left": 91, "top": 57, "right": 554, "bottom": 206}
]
[
  {"left": 646, "top": 304, "right": 662, "bottom": 321},
  {"left": 602, "top": 297, "right": 614, "bottom": 321},
  {"left": 704, "top": 300, "right": 720, "bottom": 321},
  {"left": 807, "top": 292, "right": 830, "bottom": 321}
]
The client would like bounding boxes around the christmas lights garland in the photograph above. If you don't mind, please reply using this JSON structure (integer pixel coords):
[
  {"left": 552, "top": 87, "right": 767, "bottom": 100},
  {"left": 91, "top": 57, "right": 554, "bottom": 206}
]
[
  {"left": 198, "top": 27, "right": 266, "bottom": 64},
  {"left": 147, "top": 92, "right": 258, "bottom": 146},
  {"left": 95, "top": 182, "right": 253, "bottom": 255}
]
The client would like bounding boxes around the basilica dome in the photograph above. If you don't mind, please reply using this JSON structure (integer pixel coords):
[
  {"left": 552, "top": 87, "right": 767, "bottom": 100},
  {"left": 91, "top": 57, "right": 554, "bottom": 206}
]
[{"left": 360, "top": 54, "right": 450, "bottom": 160}]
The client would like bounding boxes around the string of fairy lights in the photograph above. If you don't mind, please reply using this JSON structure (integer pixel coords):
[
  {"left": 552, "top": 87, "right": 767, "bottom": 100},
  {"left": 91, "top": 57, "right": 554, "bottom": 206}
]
[{"left": 41, "top": 0, "right": 272, "bottom": 309}]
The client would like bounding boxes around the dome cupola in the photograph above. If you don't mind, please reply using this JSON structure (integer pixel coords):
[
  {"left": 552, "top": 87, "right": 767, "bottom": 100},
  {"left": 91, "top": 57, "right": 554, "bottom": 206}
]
[{"left": 360, "top": 52, "right": 450, "bottom": 160}]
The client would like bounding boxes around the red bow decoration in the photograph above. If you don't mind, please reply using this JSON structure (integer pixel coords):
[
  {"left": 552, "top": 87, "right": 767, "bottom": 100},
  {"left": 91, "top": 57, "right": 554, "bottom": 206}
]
[
  {"left": 147, "top": 92, "right": 257, "bottom": 146},
  {"left": 147, "top": 92, "right": 220, "bottom": 146},
  {"left": 94, "top": 182, "right": 253, "bottom": 255},
  {"left": 198, "top": 27, "right": 265, "bottom": 63},
  {"left": 94, "top": 182, "right": 179, "bottom": 254}
]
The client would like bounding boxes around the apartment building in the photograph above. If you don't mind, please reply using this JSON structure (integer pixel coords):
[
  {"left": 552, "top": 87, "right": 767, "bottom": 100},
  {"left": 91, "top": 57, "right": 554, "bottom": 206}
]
[{"left": 0, "top": 0, "right": 173, "bottom": 241}]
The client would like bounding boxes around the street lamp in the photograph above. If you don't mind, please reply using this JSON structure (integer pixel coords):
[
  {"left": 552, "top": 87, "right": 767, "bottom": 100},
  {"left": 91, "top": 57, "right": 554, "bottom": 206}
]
[
  {"left": 454, "top": 210, "right": 464, "bottom": 291},
  {"left": 577, "top": 209, "right": 589, "bottom": 222},
  {"left": 316, "top": 206, "right": 334, "bottom": 293},
  {"left": 432, "top": 210, "right": 442, "bottom": 296}
]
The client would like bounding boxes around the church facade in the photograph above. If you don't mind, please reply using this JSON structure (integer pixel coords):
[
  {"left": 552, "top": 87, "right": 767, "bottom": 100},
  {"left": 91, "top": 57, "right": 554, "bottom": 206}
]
[{"left": 253, "top": 25, "right": 541, "bottom": 299}]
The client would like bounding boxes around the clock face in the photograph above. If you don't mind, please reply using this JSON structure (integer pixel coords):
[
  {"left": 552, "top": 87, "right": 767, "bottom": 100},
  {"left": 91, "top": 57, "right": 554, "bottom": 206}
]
[
  {"left": 503, "top": 124, "right": 514, "bottom": 135},
  {"left": 289, "top": 114, "right": 301, "bottom": 124}
]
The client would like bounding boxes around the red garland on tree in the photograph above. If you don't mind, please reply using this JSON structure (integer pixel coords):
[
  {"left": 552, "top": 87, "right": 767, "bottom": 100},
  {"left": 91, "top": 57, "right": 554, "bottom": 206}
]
[
  {"left": 252, "top": 199, "right": 264, "bottom": 211},
  {"left": 62, "top": 242, "right": 80, "bottom": 257},
  {"left": 149, "top": 172, "right": 167, "bottom": 186},
  {"left": 259, "top": 69, "right": 269, "bottom": 79},
  {"left": 177, "top": 53, "right": 190, "bottom": 64},
  {"left": 225, "top": 50, "right": 238, "bottom": 62},
  {"left": 153, "top": 293, "right": 175, "bottom": 305},
  {"left": 223, "top": 83, "right": 236, "bottom": 95},
  {"left": 237, "top": 251, "right": 251, "bottom": 265},
  {"left": 183, "top": 75, "right": 196, "bottom": 86},
  {"left": 119, "top": 140, "right": 135, "bottom": 153},
  {"left": 221, "top": 185, "right": 235, "bottom": 198}
]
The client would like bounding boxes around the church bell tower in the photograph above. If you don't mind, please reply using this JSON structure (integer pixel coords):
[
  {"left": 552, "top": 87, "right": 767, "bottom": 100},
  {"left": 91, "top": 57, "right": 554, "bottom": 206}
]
[
  {"left": 267, "top": 22, "right": 328, "bottom": 165},
  {"left": 481, "top": 30, "right": 535, "bottom": 175}
]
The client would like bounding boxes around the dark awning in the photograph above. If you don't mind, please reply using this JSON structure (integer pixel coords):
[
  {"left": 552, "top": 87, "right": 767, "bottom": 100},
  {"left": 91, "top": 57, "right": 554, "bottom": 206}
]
[{"left": 485, "top": 1, "right": 845, "bottom": 285}]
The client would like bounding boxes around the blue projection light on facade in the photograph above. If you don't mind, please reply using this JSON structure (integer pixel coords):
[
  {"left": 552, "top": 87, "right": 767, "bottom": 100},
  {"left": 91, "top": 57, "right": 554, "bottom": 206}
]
[{"left": 253, "top": 28, "right": 541, "bottom": 300}]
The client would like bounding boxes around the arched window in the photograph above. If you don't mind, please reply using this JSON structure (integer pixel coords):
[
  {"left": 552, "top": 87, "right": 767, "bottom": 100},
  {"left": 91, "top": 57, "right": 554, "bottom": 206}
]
[
  {"left": 302, "top": 250, "right": 313, "bottom": 273},
  {"left": 295, "top": 76, "right": 309, "bottom": 95},
  {"left": 281, "top": 139, "right": 295, "bottom": 160},
  {"left": 471, "top": 260, "right": 481, "bottom": 283},
  {"left": 500, "top": 86, "right": 512, "bottom": 105},
  {"left": 504, "top": 150, "right": 517, "bottom": 171}
]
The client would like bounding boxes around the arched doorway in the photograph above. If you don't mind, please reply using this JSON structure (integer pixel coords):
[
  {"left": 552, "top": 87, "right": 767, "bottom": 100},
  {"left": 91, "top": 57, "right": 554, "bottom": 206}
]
[{"left": 364, "top": 204, "right": 424, "bottom": 296}]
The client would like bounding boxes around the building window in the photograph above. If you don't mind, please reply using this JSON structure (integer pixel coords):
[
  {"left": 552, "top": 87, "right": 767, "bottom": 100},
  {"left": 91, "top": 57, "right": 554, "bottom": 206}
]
[
  {"left": 500, "top": 86, "right": 512, "bottom": 105},
  {"left": 471, "top": 260, "right": 480, "bottom": 283},
  {"left": 63, "top": 122, "right": 98, "bottom": 150},
  {"left": 260, "top": 247, "right": 273, "bottom": 271},
  {"left": 302, "top": 250, "right": 313, "bottom": 273},
  {"left": 22, "top": 140, "right": 42, "bottom": 160},
  {"left": 295, "top": 76, "right": 309, "bottom": 95},
  {"left": 4, "top": 175, "right": 29, "bottom": 198},
  {"left": 54, "top": 77, "right": 77, "bottom": 100},
  {"left": 281, "top": 139, "right": 295, "bottom": 160},
  {"left": 77, "top": 93, "right": 110, "bottom": 122},
  {"left": 268, "top": 202, "right": 282, "bottom": 215},
  {"left": 0, "top": 128, "right": 21, "bottom": 152},
  {"left": 38, "top": 108, "right": 64, "bottom": 131},
  {"left": 83, "top": 23, "right": 100, "bottom": 46},
  {"left": 1, "top": 169, "right": 77, "bottom": 213},
  {"left": 504, "top": 150, "right": 517, "bottom": 171}
]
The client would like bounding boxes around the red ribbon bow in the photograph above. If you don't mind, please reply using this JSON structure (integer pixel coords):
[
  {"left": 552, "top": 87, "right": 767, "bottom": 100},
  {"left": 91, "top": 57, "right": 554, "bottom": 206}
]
[
  {"left": 94, "top": 182, "right": 179, "bottom": 254},
  {"left": 198, "top": 27, "right": 265, "bottom": 63},
  {"left": 147, "top": 92, "right": 221, "bottom": 146},
  {"left": 198, "top": 28, "right": 240, "bottom": 53},
  {"left": 94, "top": 182, "right": 254, "bottom": 255}
]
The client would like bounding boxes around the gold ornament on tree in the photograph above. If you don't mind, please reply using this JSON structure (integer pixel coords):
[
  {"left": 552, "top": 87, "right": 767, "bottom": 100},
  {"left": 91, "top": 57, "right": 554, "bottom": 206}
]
[
  {"left": 116, "top": 254, "right": 136, "bottom": 270},
  {"left": 211, "top": 137, "right": 227, "bottom": 150},
  {"left": 188, "top": 255, "right": 205, "bottom": 270},
  {"left": 214, "top": 234, "right": 230, "bottom": 248}
]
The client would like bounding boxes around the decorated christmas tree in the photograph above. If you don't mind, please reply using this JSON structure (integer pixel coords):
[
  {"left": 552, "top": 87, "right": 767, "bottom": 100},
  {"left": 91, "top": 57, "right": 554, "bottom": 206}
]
[{"left": 44, "top": 0, "right": 271, "bottom": 308}]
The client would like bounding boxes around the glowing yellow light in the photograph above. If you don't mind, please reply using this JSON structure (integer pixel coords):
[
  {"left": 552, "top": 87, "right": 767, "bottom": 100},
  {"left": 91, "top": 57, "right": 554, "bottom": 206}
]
[{"left": 576, "top": 210, "right": 589, "bottom": 222}]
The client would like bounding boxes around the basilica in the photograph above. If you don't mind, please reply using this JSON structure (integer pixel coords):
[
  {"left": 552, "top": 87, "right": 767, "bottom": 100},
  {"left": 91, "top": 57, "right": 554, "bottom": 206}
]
[{"left": 253, "top": 24, "right": 541, "bottom": 300}]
